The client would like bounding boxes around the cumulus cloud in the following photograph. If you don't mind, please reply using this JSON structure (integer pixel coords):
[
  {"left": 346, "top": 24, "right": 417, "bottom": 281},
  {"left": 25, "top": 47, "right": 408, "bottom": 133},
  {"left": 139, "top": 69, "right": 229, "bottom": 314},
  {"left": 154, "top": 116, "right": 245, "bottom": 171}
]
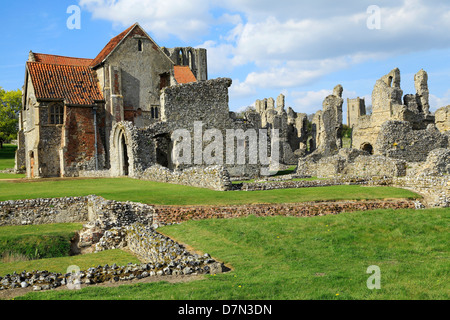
[
  {"left": 430, "top": 90, "right": 450, "bottom": 111},
  {"left": 79, "top": 0, "right": 214, "bottom": 40}
]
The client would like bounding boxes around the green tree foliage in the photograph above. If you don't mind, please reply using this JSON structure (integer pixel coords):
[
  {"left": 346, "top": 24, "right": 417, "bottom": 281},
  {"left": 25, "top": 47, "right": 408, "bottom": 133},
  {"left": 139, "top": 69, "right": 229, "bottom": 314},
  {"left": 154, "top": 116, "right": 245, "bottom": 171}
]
[
  {"left": 0, "top": 87, "right": 22, "bottom": 148},
  {"left": 342, "top": 124, "right": 353, "bottom": 138}
]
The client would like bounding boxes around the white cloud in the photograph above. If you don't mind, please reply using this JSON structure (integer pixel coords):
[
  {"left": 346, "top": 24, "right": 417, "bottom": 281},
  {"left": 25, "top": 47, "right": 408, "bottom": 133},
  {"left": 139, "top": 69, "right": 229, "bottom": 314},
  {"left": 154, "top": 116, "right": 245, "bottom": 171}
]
[
  {"left": 79, "top": 0, "right": 213, "bottom": 41},
  {"left": 430, "top": 90, "right": 450, "bottom": 111}
]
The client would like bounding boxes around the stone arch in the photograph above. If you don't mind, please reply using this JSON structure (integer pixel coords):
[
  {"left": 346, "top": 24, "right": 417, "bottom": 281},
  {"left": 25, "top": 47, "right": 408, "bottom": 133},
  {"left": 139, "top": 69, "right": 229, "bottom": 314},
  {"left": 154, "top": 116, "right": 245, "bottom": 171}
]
[
  {"left": 178, "top": 49, "right": 184, "bottom": 65},
  {"left": 361, "top": 142, "right": 373, "bottom": 155},
  {"left": 188, "top": 49, "right": 194, "bottom": 70},
  {"left": 29, "top": 150, "right": 35, "bottom": 178},
  {"left": 110, "top": 122, "right": 135, "bottom": 177}
]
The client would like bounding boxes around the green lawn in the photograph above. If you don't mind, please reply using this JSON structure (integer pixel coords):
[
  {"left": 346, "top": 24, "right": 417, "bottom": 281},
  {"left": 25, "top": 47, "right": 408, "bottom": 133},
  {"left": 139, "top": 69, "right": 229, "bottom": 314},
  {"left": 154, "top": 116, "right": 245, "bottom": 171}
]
[
  {"left": 16, "top": 207, "right": 449, "bottom": 300},
  {"left": 0, "top": 177, "right": 419, "bottom": 206},
  {"left": 0, "top": 144, "right": 17, "bottom": 170}
]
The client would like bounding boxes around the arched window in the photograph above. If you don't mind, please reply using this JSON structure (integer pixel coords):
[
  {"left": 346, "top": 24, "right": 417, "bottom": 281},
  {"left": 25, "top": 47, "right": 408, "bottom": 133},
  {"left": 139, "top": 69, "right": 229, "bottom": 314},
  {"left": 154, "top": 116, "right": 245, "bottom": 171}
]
[
  {"left": 138, "top": 39, "right": 143, "bottom": 52},
  {"left": 178, "top": 49, "right": 184, "bottom": 65},
  {"left": 49, "top": 103, "right": 64, "bottom": 125},
  {"left": 188, "top": 50, "right": 194, "bottom": 69}
]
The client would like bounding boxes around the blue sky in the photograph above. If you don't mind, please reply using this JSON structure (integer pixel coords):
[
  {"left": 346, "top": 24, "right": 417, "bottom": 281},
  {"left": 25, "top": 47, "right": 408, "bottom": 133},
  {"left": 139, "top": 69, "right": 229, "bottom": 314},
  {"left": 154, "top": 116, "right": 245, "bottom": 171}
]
[{"left": 2, "top": 0, "right": 450, "bottom": 120}]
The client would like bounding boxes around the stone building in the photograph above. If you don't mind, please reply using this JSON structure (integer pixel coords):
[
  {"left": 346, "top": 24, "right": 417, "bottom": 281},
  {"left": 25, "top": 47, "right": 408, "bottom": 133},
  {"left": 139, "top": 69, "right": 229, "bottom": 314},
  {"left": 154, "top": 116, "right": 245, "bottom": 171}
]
[
  {"left": 351, "top": 68, "right": 437, "bottom": 155},
  {"left": 253, "top": 84, "right": 344, "bottom": 164},
  {"left": 16, "top": 23, "right": 281, "bottom": 180},
  {"left": 347, "top": 97, "right": 366, "bottom": 128},
  {"left": 15, "top": 23, "right": 208, "bottom": 178}
]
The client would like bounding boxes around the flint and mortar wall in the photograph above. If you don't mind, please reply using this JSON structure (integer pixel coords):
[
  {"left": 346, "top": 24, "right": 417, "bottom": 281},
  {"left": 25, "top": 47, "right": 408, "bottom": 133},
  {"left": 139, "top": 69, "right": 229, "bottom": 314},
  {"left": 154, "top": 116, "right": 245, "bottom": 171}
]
[
  {"left": 134, "top": 165, "right": 233, "bottom": 191},
  {"left": 0, "top": 195, "right": 155, "bottom": 227},
  {"left": 152, "top": 200, "right": 417, "bottom": 225}
]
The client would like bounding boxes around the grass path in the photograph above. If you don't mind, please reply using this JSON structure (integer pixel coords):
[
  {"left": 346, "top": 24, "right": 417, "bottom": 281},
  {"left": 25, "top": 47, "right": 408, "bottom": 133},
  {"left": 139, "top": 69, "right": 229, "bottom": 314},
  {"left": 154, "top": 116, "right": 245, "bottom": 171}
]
[{"left": 0, "top": 177, "right": 419, "bottom": 206}]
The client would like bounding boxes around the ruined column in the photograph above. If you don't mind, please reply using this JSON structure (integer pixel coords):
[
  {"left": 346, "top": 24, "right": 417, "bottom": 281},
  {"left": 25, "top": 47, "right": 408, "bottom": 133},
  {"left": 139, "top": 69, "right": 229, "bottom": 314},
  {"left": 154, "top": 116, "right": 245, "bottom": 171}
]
[{"left": 414, "top": 69, "right": 430, "bottom": 114}]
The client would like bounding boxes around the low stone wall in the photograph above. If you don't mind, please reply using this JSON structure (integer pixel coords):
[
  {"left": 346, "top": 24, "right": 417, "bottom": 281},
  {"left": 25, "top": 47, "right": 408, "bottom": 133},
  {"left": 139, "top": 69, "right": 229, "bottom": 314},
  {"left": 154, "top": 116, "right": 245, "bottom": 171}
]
[
  {"left": 392, "top": 176, "right": 449, "bottom": 208},
  {"left": 87, "top": 195, "right": 155, "bottom": 230},
  {"left": 135, "top": 165, "right": 233, "bottom": 191},
  {"left": 0, "top": 195, "right": 156, "bottom": 227},
  {"left": 298, "top": 153, "right": 407, "bottom": 179},
  {"left": 0, "top": 197, "right": 89, "bottom": 226},
  {"left": 233, "top": 177, "right": 367, "bottom": 191},
  {"left": 152, "top": 199, "right": 417, "bottom": 225}
]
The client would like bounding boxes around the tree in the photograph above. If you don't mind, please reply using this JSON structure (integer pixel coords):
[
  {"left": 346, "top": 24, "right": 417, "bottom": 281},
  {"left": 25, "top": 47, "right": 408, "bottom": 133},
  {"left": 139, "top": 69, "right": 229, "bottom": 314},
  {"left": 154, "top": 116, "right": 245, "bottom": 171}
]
[{"left": 0, "top": 87, "right": 22, "bottom": 148}]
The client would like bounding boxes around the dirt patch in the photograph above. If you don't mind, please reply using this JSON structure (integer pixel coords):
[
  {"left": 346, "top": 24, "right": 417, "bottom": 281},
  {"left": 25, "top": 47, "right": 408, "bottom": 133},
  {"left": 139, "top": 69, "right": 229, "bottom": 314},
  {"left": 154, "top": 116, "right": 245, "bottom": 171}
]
[{"left": 0, "top": 273, "right": 206, "bottom": 300}]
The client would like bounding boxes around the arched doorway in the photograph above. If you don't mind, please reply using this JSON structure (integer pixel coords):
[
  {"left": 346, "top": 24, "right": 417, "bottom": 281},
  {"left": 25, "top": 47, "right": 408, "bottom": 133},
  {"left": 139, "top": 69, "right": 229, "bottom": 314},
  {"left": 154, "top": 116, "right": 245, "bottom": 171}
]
[
  {"left": 120, "top": 132, "right": 129, "bottom": 175},
  {"left": 118, "top": 131, "right": 129, "bottom": 176},
  {"left": 361, "top": 143, "right": 373, "bottom": 155},
  {"left": 29, "top": 151, "right": 35, "bottom": 178}
]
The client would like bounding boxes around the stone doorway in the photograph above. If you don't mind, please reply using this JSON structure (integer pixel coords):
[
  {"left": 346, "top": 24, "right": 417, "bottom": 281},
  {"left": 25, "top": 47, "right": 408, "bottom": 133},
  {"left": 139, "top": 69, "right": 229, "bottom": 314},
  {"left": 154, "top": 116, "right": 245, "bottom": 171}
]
[
  {"left": 29, "top": 151, "right": 35, "bottom": 178},
  {"left": 119, "top": 131, "right": 129, "bottom": 176},
  {"left": 154, "top": 133, "right": 172, "bottom": 169}
]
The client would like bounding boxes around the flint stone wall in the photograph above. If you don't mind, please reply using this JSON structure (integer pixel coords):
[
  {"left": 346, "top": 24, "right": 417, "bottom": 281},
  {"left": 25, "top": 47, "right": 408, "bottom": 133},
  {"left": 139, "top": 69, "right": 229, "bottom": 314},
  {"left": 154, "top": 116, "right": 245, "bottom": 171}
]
[
  {"left": 233, "top": 177, "right": 367, "bottom": 191},
  {"left": 375, "top": 121, "right": 448, "bottom": 162},
  {"left": 134, "top": 165, "right": 233, "bottom": 191},
  {"left": 297, "top": 148, "right": 407, "bottom": 179},
  {"left": 0, "top": 197, "right": 89, "bottom": 226},
  {"left": 0, "top": 195, "right": 156, "bottom": 227}
]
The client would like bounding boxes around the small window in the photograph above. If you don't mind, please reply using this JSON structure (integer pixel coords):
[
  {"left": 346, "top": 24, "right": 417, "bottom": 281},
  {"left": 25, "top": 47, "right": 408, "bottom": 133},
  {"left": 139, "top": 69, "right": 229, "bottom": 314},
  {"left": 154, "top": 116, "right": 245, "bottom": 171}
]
[
  {"left": 151, "top": 107, "right": 159, "bottom": 119},
  {"left": 178, "top": 49, "right": 184, "bottom": 65},
  {"left": 49, "top": 104, "right": 64, "bottom": 125},
  {"left": 138, "top": 39, "right": 143, "bottom": 52}
]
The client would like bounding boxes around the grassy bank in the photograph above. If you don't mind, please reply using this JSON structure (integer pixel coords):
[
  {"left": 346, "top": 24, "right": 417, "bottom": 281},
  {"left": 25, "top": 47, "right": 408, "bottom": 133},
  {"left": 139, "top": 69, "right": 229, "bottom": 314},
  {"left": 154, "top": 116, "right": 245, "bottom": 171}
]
[{"left": 0, "top": 223, "right": 82, "bottom": 263}]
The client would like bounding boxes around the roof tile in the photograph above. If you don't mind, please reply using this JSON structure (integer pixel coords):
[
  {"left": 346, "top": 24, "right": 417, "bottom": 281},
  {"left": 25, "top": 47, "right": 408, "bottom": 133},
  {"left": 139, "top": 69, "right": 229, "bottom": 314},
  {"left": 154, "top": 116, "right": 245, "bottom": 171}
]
[
  {"left": 27, "top": 62, "right": 103, "bottom": 106},
  {"left": 33, "top": 53, "right": 93, "bottom": 67},
  {"left": 174, "top": 66, "right": 197, "bottom": 84}
]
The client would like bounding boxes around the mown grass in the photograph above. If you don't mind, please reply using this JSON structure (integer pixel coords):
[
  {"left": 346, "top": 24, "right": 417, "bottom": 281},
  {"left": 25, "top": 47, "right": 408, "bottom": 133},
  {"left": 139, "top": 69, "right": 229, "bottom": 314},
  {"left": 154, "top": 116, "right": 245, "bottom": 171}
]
[
  {"left": 0, "top": 177, "right": 419, "bottom": 206},
  {"left": 16, "top": 207, "right": 449, "bottom": 300},
  {"left": 0, "top": 223, "right": 83, "bottom": 263}
]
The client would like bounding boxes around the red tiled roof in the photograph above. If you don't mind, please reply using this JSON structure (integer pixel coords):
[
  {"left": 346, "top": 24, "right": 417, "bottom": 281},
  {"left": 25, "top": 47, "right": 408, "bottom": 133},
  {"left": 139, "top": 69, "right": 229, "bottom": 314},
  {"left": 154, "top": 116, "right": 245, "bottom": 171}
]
[
  {"left": 90, "top": 24, "right": 137, "bottom": 68},
  {"left": 174, "top": 66, "right": 197, "bottom": 84},
  {"left": 27, "top": 61, "right": 104, "bottom": 106},
  {"left": 32, "top": 53, "right": 93, "bottom": 67}
]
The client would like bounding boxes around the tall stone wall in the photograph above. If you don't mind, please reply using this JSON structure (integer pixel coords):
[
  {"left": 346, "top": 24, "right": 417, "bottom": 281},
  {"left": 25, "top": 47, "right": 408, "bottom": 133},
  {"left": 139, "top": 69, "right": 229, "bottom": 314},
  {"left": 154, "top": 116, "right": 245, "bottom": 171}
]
[
  {"left": 375, "top": 121, "right": 448, "bottom": 162},
  {"left": 351, "top": 68, "right": 435, "bottom": 154}
]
